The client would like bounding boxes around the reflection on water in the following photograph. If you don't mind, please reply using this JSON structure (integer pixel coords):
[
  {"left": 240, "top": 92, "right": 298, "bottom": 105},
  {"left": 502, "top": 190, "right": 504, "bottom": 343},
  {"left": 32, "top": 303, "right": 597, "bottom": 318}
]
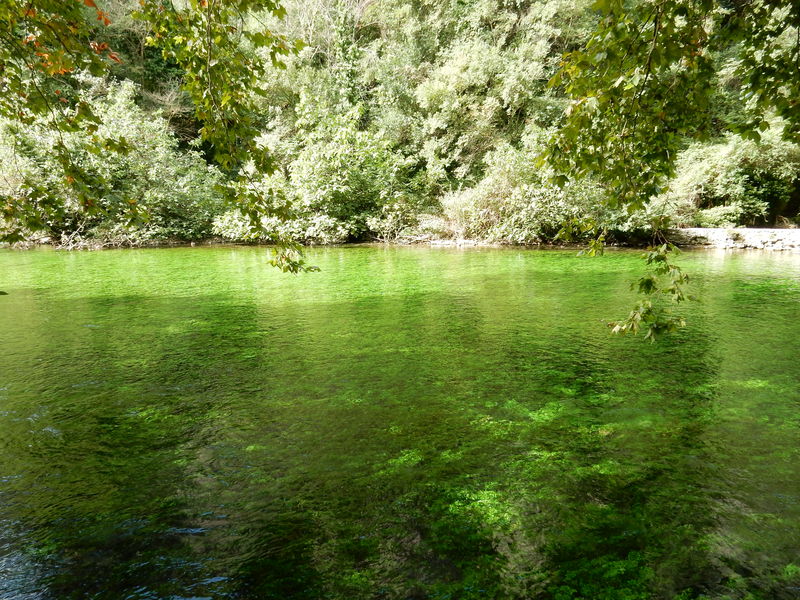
[{"left": 0, "top": 246, "right": 798, "bottom": 599}]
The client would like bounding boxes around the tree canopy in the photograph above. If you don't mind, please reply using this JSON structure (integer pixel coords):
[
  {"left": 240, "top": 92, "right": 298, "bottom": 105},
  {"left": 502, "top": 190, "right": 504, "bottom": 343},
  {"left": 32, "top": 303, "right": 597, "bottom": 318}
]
[
  {"left": 547, "top": 0, "right": 800, "bottom": 208},
  {"left": 1, "top": 0, "right": 313, "bottom": 270}
]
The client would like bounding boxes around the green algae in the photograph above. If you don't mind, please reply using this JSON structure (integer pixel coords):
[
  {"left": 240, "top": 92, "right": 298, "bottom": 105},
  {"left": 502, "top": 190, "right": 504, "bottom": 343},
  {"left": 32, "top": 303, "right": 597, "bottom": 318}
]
[{"left": 0, "top": 246, "right": 798, "bottom": 599}]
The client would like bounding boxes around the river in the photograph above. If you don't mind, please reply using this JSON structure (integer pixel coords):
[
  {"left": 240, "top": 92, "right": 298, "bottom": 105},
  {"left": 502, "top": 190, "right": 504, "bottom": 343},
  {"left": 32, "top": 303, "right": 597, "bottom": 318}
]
[{"left": 1, "top": 245, "right": 798, "bottom": 599}]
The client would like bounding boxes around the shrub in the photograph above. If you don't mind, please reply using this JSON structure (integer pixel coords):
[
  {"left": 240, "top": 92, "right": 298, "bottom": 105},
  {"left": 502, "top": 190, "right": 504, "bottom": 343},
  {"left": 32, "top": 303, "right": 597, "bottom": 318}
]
[
  {"left": 657, "top": 121, "right": 800, "bottom": 227},
  {"left": 439, "top": 131, "right": 649, "bottom": 244},
  {"left": 214, "top": 106, "right": 427, "bottom": 244},
  {"left": 0, "top": 77, "right": 224, "bottom": 245}
]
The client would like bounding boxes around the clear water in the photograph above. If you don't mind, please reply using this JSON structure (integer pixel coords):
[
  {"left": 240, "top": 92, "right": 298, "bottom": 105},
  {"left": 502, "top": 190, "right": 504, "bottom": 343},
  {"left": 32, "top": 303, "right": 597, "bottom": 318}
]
[{"left": 0, "top": 246, "right": 798, "bottom": 600}]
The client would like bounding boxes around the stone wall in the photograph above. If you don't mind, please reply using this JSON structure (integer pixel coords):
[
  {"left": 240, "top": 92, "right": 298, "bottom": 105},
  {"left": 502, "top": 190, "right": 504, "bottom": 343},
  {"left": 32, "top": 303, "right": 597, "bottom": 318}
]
[{"left": 673, "top": 228, "right": 800, "bottom": 251}]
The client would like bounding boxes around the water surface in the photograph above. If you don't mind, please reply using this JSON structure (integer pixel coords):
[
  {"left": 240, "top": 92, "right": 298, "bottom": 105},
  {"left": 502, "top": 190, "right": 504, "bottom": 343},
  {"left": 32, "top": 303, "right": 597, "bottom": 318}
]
[{"left": 1, "top": 246, "right": 798, "bottom": 599}]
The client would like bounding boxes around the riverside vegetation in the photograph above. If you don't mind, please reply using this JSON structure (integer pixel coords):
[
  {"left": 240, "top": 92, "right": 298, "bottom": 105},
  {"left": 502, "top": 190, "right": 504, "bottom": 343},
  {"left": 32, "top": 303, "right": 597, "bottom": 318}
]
[{"left": 1, "top": 0, "right": 799, "bottom": 251}]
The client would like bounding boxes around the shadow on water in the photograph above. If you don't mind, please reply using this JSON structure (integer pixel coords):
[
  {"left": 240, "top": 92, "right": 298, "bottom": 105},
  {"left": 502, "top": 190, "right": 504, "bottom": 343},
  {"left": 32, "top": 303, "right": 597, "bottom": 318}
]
[{"left": 0, "top": 247, "right": 798, "bottom": 599}]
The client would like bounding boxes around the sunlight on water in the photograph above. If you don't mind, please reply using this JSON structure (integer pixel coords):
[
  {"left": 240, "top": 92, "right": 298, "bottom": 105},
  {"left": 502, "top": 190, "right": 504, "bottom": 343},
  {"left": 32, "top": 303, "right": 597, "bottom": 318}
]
[{"left": 0, "top": 246, "right": 798, "bottom": 599}]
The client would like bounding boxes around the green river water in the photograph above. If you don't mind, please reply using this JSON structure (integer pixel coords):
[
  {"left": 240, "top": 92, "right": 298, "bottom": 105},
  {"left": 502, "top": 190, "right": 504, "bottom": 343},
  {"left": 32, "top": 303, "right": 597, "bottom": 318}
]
[{"left": 0, "top": 246, "right": 798, "bottom": 600}]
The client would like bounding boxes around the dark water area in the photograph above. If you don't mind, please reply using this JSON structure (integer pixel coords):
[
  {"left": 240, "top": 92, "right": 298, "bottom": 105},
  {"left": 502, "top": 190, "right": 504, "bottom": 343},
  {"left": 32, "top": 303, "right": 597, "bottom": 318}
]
[{"left": 0, "top": 245, "right": 798, "bottom": 599}]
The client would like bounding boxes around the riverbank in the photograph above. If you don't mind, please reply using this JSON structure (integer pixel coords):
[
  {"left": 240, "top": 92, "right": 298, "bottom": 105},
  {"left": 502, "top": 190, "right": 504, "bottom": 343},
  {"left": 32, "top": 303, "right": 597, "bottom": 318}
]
[
  {"left": 6, "top": 227, "right": 800, "bottom": 252},
  {"left": 672, "top": 227, "right": 800, "bottom": 251},
  {"left": 412, "top": 228, "right": 800, "bottom": 251},
  {"left": 402, "top": 229, "right": 800, "bottom": 251}
]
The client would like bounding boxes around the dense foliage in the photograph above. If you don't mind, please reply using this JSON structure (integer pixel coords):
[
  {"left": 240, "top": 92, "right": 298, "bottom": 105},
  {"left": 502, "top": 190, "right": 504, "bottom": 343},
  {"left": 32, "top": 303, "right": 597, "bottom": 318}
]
[
  {"left": 546, "top": 0, "right": 800, "bottom": 210},
  {"left": 2, "top": 0, "right": 798, "bottom": 251},
  {"left": 0, "top": 78, "right": 223, "bottom": 246}
]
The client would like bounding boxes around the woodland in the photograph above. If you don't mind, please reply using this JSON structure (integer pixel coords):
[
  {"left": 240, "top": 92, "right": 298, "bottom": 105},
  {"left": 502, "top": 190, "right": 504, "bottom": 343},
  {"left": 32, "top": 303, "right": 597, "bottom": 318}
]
[{"left": 1, "top": 0, "right": 798, "bottom": 252}]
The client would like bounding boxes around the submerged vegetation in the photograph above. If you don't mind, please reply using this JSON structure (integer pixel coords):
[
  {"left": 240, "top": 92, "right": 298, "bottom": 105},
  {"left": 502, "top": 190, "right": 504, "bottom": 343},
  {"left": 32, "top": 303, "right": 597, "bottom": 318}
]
[{"left": 1, "top": 246, "right": 800, "bottom": 599}]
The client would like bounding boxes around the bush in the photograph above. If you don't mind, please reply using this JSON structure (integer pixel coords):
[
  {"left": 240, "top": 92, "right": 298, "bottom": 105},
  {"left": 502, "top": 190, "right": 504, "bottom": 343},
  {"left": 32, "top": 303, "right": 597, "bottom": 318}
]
[
  {"left": 0, "top": 76, "right": 224, "bottom": 245},
  {"left": 693, "top": 205, "right": 747, "bottom": 228},
  {"left": 214, "top": 105, "right": 427, "bottom": 244},
  {"left": 438, "top": 131, "right": 650, "bottom": 244},
  {"left": 657, "top": 121, "right": 800, "bottom": 227}
]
